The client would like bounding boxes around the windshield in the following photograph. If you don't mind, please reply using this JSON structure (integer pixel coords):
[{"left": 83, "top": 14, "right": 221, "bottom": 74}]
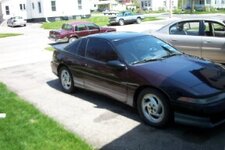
[
  {"left": 62, "top": 24, "right": 73, "bottom": 30},
  {"left": 114, "top": 36, "right": 181, "bottom": 65}
]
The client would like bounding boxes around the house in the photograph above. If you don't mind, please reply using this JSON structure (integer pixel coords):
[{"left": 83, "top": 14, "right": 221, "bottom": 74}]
[
  {"left": 140, "top": 0, "right": 178, "bottom": 11},
  {"left": 184, "top": 0, "right": 225, "bottom": 10},
  {"left": 91, "top": 0, "right": 132, "bottom": 12},
  {"left": 0, "top": 1, "right": 3, "bottom": 23},
  {"left": 1, "top": 0, "right": 91, "bottom": 22}
]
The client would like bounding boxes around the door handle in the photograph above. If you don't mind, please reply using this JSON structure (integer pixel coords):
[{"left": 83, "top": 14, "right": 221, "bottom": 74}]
[{"left": 171, "top": 40, "right": 178, "bottom": 42}]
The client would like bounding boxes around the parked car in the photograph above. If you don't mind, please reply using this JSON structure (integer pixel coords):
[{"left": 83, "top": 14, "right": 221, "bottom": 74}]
[
  {"left": 152, "top": 18, "right": 225, "bottom": 64},
  {"left": 7, "top": 16, "right": 26, "bottom": 27},
  {"left": 103, "top": 10, "right": 118, "bottom": 15},
  {"left": 51, "top": 32, "right": 225, "bottom": 128},
  {"left": 109, "top": 11, "right": 145, "bottom": 26},
  {"left": 49, "top": 21, "right": 116, "bottom": 43}
]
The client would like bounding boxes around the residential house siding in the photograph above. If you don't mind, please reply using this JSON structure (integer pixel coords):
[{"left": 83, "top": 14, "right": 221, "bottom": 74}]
[{"left": 1, "top": 0, "right": 91, "bottom": 22}]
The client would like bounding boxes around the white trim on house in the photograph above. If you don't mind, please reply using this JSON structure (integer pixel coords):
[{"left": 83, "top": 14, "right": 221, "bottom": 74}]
[
  {"left": 1, "top": 0, "right": 91, "bottom": 22},
  {"left": 140, "top": 0, "right": 178, "bottom": 11}
]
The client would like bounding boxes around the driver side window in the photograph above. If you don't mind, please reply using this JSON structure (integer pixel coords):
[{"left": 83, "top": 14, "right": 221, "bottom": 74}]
[{"left": 86, "top": 38, "right": 118, "bottom": 62}]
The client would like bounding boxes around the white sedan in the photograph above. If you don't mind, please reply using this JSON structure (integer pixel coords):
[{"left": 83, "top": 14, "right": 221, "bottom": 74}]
[{"left": 152, "top": 18, "right": 225, "bottom": 64}]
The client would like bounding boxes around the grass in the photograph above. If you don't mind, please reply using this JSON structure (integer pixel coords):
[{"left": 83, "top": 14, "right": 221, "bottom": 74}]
[
  {"left": 42, "top": 16, "right": 109, "bottom": 29},
  {"left": 0, "top": 33, "right": 22, "bottom": 38},
  {"left": 143, "top": 16, "right": 160, "bottom": 22},
  {"left": 0, "top": 83, "right": 93, "bottom": 150},
  {"left": 174, "top": 8, "right": 225, "bottom": 14},
  {"left": 41, "top": 16, "right": 159, "bottom": 30},
  {"left": 45, "top": 46, "right": 55, "bottom": 51}
]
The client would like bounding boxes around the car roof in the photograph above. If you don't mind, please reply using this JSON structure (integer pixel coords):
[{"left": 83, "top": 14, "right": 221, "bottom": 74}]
[
  {"left": 87, "top": 32, "right": 148, "bottom": 42},
  {"left": 174, "top": 18, "right": 224, "bottom": 23}
]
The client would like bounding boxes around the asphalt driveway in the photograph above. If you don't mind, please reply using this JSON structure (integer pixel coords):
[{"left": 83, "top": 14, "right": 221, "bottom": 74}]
[{"left": 0, "top": 21, "right": 225, "bottom": 150}]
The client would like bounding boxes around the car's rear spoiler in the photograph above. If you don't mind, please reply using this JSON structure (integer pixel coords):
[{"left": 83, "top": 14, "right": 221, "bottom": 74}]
[{"left": 52, "top": 43, "right": 69, "bottom": 51}]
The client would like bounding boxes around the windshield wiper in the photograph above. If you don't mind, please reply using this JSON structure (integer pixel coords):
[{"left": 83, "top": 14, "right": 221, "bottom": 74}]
[
  {"left": 162, "top": 52, "right": 182, "bottom": 59},
  {"left": 131, "top": 58, "right": 163, "bottom": 65}
]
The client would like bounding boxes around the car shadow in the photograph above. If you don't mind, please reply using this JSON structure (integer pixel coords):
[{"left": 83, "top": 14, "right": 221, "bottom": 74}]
[{"left": 47, "top": 79, "right": 225, "bottom": 150}]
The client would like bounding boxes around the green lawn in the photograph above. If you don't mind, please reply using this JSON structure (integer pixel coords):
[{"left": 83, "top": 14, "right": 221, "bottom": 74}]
[
  {"left": 45, "top": 46, "right": 55, "bottom": 51},
  {"left": 174, "top": 8, "right": 225, "bottom": 14},
  {"left": 41, "top": 16, "right": 159, "bottom": 30},
  {"left": 0, "top": 33, "right": 22, "bottom": 38},
  {"left": 0, "top": 83, "right": 93, "bottom": 150},
  {"left": 143, "top": 16, "right": 160, "bottom": 22},
  {"left": 42, "top": 16, "right": 109, "bottom": 29}
]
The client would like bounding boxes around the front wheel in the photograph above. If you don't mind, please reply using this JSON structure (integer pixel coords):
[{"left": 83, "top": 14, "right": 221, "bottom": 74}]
[
  {"left": 119, "top": 19, "right": 124, "bottom": 26},
  {"left": 59, "top": 67, "right": 75, "bottom": 93},
  {"left": 137, "top": 88, "right": 172, "bottom": 128}
]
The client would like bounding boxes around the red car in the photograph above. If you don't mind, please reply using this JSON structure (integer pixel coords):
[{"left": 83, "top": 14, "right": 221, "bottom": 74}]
[{"left": 49, "top": 21, "right": 116, "bottom": 43}]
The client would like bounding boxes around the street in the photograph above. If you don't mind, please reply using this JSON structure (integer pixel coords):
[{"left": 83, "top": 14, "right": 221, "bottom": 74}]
[{"left": 0, "top": 18, "right": 225, "bottom": 150}]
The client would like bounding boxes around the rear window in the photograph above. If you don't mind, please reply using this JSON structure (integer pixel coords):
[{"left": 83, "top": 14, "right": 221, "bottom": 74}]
[
  {"left": 64, "top": 40, "right": 81, "bottom": 54},
  {"left": 62, "top": 24, "right": 73, "bottom": 30}
]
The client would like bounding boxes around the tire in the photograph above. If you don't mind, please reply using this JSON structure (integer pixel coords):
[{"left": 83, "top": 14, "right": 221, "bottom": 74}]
[
  {"left": 137, "top": 88, "right": 172, "bottom": 128},
  {"left": 136, "top": 18, "right": 141, "bottom": 24},
  {"left": 119, "top": 19, "right": 124, "bottom": 26},
  {"left": 68, "top": 37, "right": 77, "bottom": 43},
  {"left": 59, "top": 67, "right": 75, "bottom": 93}
]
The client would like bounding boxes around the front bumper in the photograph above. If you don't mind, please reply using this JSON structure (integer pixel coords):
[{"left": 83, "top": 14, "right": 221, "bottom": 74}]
[
  {"left": 173, "top": 93, "right": 225, "bottom": 128},
  {"left": 109, "top": 20, "right": 119, "bottom": 25}
]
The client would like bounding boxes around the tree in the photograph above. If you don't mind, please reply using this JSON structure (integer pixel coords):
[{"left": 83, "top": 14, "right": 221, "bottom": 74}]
[
  {"left": 191, "top": 0, "right": 195, "bottom": 13},
  {"left": 132, "top": 0, "right": 142, "bottom": 12}
]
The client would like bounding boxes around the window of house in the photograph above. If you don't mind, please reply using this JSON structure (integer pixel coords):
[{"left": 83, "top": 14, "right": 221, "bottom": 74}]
[
  {"left": 20, "top": 4, "right": 23, "bottom": 10},
  {"left": 206, "top": 0, "right": 211, "bottom": 4},
  {"left": 32, "top": 3, "right": 35, "bottom": 9},
  {"left": 5, "top": 6, "right": 10, "bottom": 15},
  {"left": 86, "top": 38, "right": 117, "bottom": 62},
  {"left": 78, "top": 0, "right": 82, "bottom": 9},
  {"left": 199, "top": 0, "right": 204, "bottom": 4},
  {"left": 23, "top": 4, "right": 26, "bottom": 10},
  {"left": 38, "top": 2, "right": 42, "bottom": 13},
  {"left": 51, "top": 1, "right": 56, "bottom": 11}
]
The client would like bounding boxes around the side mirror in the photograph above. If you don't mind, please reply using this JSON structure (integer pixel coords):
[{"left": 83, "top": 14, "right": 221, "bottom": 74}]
[{"left": 107, "top": 60, "right": 126, "bottom": 71}]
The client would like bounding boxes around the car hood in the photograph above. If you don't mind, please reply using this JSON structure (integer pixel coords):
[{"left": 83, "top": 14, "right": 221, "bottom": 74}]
[{"left": 132, "top": 55, "right": 225, "bottom": 95}]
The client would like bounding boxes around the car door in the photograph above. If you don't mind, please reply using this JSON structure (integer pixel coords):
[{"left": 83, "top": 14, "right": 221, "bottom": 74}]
[
  {"left": 86, "top": 23, "right": 100, "bottom": 34},
  {"left": 202, "top": 21, "right": 225, "bottom": 63},
  {"left": 75, "top": 24, "right": 90, "bottom": 37},
  {"left": 167, "top": 21, "right": 202, "bottom": 57},
  {"left": 83, "top": 38, "right": 128, "bottom": 102}
]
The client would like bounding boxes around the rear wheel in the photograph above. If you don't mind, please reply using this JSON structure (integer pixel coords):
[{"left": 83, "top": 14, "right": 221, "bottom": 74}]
[
  {"left": 136, "top": 18, "right": 141, "bottom": 24},
  {"left": 119, "top": 19, "right": 124, "bottom": 26},
  {"left": 59, "top": 67, "right": 75, "bottom": 93},
  {"left": 69, "top": 37, "right": 77, "bottom": 43},
  {"left": 137, "top": 88, "right": 172, "bottom": 127}
]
